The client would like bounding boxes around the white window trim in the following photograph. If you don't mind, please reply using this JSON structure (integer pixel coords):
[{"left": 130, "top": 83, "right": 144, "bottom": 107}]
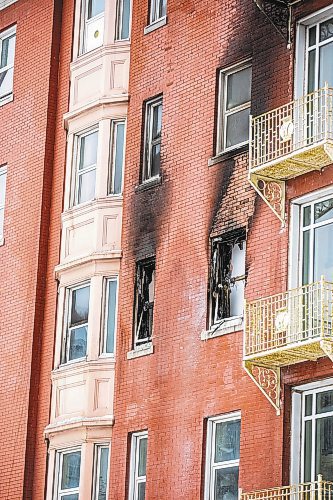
[
  {"left": 115, "top": 0, "right": 132, "bottom": 41},
  {"left": 72, "top": 126, "right": 98, "bottom": 207},
  {"left": 0, "top": 164, "right": 7, "bottom": 245},
  {"left": 204, "top": 411, "right": 241, "bottom": 500},
  {"left": 79, "top": 0, "right": 105, "bottom": 55},
  {"left": 54, "top": 448, "right": 81, "bottom": 500},
  {"left": 148, "top": 0, "right": 166, "bottom": 26},
  {"left": 62, "top": 282, "right": 90, "bottom": 365},
  {"left": 216, "top": 60, "right": 251, "bottom": 155},
  {"left": 295, "top": 5, "right": 333, "bottom": 99},
  {"left": 142, "top": 96, "right": 162, "bottom": 183},
  {"left": 0, "top": 25, "right": 16, "bottom": 104},
  {"left": 100, "top": 277, "right": 118, "bottom": 357},
  {"left": 288, "top": 185, "right": 333, "bottom": 289},
  {"left": 92, "top": 443, "right": 110, "bottom": 500},
  {"left": 291, "top": 378, "right": 333, "bottom": 484},
  {"left": 109, "top": 120, "right": 126, "bottom": 196},
  {"left": 0, "top": 0, "right": 18, "bottom": 10},
  {"left": 129, "top": 431, "right": 148, "bottom": 500}
]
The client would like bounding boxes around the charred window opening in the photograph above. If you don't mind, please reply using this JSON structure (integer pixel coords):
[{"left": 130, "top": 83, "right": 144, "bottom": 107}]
[
  {"left": 209, "top": 231, "right": 246, "bottom": 327},
  {"left": 134, "top": 258, "right": 155, "bottom": 347}
]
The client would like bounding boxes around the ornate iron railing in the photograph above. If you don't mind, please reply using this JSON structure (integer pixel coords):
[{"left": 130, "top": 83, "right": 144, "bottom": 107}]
[
  {"left": 250, "top": 85, "right": 333, "bottom": 173},
  {"left": 244, "top": 278, "right": 333, "bottom": 358},
  {"left": 241, "top": 476, "right": 333, "bottom": 500}
]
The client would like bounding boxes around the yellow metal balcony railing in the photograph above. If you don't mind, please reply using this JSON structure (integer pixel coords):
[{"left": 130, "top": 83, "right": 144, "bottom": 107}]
[
  {"left": 243, "top": 278, "right": 333, "bottom": 413},
  {"left": 249, "top": 85, "right": 333, "bottom": 223},
  {"left": 241, "top": 477, "right": 333, "bottom": 500}
]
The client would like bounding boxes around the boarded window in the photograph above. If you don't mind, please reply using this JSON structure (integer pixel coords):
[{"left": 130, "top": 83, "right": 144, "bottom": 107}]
[{"left": 209, "top": 231, "right": 246, "bottom": 326}]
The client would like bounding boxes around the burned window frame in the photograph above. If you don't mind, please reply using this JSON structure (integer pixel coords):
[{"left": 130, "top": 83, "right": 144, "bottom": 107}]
[
  {"left": 133, "top": 258, "right": 156, "bottom": 347},
  {"left": 209, "top": 230, "right": 246, "bottom": 328}
]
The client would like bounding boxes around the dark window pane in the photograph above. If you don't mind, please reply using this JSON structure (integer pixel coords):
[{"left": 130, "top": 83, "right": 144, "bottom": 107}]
[
  {"left": 0, "top": 34, "right": 15, "bottom": 69},
  {"left": 305, "top": 394, "right": 313, "bottom": 416},
  {"left": 319, "top": 42, "right": 333, "bottom": 88},
  {"left": 215, "top": 420, "right": 240, "bottom": 463},
  {"left": 309, "top": 25, "right": 317, "bottom": 46},
  {"left": 105, "top": 280, "right": 117, "bottom": 354},
  {"left": 71, "top": 286, "right": 90, "bottom": 326},
  {"left": 88, "top": 0, "right": 104, "bottom": 18},
  {"left": 302, "top": 230, "right": 310, "bottom": 286},
  {"left": 138, "top": 438, "right": 147, "bottom": 477},
  {"left": 317, "top": 390, "right": 333, "bottom": 414},
  {"left": 138, "top": 482, "right": 146, "bottom": 500},
  {"left": 320, "top": 18, "right": 333, "bottom": 42},
  {"left": 112, "top": 123, "right": 125, "bottom": 194},
  {"left": 303, "top": 206, "right": 311, "bottom": 227},
  {"left": 314, "top": 223, "right": 333, "bottom": 281},
  {"left": 0, "top": 67, "right": 14, "bottom": 97},
  {"left": 307, "top": 49, "right": 316, "bottom": 93},
  {"left": 69, "top": 326, "right": 88, "bottom": 360},
  {"left": 214, "top": 467, "right": 239, "bottom": 500},
  {"left": 151, "top": 143, "right": 160, "bottom": 177},
  {"left": 225, "top": 108, "right": 250, "bottom": 148},
  {"left": 97, "top": 447, "right": 109, "bottom": 500},
  {"left": 152, "top": 104, "right": 162, "bottom": 140},
  {"left": 314, "top": 198, "right": 333, "bottom": 223},
  {"left": 226, "top": 67, "right": 251, "bottom": 110},
  {"left": 304, "top": 420, "right": 312, "bottom": 482},
  {"left": 61, "top": 452, "right": 81, "bottom": 489},
  {"left": 315, "top": 416, "right": 333, "bottom": 479}
]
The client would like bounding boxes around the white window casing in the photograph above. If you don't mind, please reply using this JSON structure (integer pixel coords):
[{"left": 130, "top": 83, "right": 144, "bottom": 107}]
[
  {"left": 0, "top": 165, "right": 7, "bottom": 243},
  {"left": 101, "top": 277, "right": 118, "bottom": 356},
  {"left": 0, "top": 0, "right": 18, "bottom": 9},
  {"left": 109, "top": 120, "right": 126, "bottom": 195},
  {"left": 129, "top": 431, "right": 148, "bottom": 500},
  {"left": 54, "top": 448, "right": 81, "bottom": 500},
  {"left": 62, "top": 283, "right": 90, "bottom": 364},
  {"left": 149, "top": 0, "right": 167, "bottom": 26},
  {"left": 116, "top": 0, "right": 131, "bottom": 41},
  {"left": 142, "top": 97, "right": 162, "bottom": 182},
  {"left": 0, "top": 25, "right": 16, "bottom": 105},
  {"left": 93, "top": 444, "right": 110, "bottom": 500},
  {"left": 72, "top": 127, "right": 98, "bottom": 207}
]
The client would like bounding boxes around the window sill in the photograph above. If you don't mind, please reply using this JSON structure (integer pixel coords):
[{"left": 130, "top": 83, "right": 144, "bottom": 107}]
[
  {"left": 208, "top": 145, "right": 249, "bottom": 166},
  {"left": 127, "top": 343, "right": 154, "bottom": 359},
  {"left": 135, "top": 176, "right": 162, "bottom": 192},
  {"left": 0, "top": 93, "right": 13, "bottom": 108},
  {"left": 201, "top": 316, "right": 243, "bottom": 341},
  {"left": 144, "top": 16, "right": 167, "bottom": 35}
]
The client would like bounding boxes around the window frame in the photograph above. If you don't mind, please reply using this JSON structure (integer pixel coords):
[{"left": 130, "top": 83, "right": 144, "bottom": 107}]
[
  {"left": 54, "top": 448, "right": 82, "bottom": 500},
  {"left": 115, "top": 0, "right": 131, "bottom": 41},
  {"left": 204, "top": 412, "right": 241, "bottom": 500},
  {"left": 0, "top": 164, "right": 7, "bottom": 243},
  {"left": 62, "top": 282, "right": 90, "bottom": 365},
  {"left": 128, "top": 431, "right": 148, "bottom": 500},
  {"left": 108, "top": 119, "right": 126, "bottom": 196},
  {"left": 72, "top": 126, "right": 99, "bottom": 207},
  {"left": 148, "top": 0, "right": 167, "bottom": 26},
  {"left": 0, "top": 1, "right": 19, "bottom": 10},
  {"left": 100, "top": 277, "right": 118, "bottom": 357},
  {"left": 0, "top": 25, "right": 16, "bottom": 105},
  {"left": 142, "top": 96, "right": 163, "bottom": 183},
  {"left": 133, "top": 258, "right": 156, "bottom": 348},
  {"left": 216, "top": 61, "right": 252, "bottom": 155},
  {"left": 80, "top": 0, "right": 105, "bottom": 55},
  {"left": 92, "top": 443, "right": 110, "bottom": 500}
]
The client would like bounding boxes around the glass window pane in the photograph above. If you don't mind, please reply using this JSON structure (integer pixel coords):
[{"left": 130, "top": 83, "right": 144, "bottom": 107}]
[
  {"left": 225, "top": 108, "right": 250, "bottom": 148},
  {"left": 152, "top": 104, "right": 162, "bottom": 140},
  {"left": 302, "top": 230, "right": 310, "bottom": 286},
  {"left": 317, "top": 390, "right": 333, "bottom": 414},
  {"left": 78, "top": 168, "right": 96, "bottom": 204},
  {"left": 304, "top": 420, "right": 312, "bottom": 482},
  {"left": 138, "top": 438, "right": 147, "bottom": 477},
  {"left": 231, "top": 242, "right": 245, "bottom": 278},
  {"left": 303, "top": 206, "right": 311, "bottom": 227},
  {"left": 159, "top": 0, "right": 167, "bottom": 19},
  {"left": 305, "top": 394, "right": 313, "bottom": 416},
  {"left": 88, "top": 0, "right": 104, "bottom": 18},
  {"left": 226, "top": 67, "right": 251, "bottom": 110},
  {"left": 309, "top": 26, "right": 317, "bottom": 46},
  {"left": 61, "top": 452, "right": 81, "bottom": 489},
  {"left": 105, "top": 280, "right": 117, "bottom": 354},
  {"left": 1, "top": 34, "right": 15, "bottom": 68},
  {"left": 112, "top": 123, "right": 125, "bottom": 194},
  {"left": 314, "top": 223, "right": 333, "bottom": 281},
  {"left": 307, "top": 49, "right": 316, "bottom": 93},
  {"left": 215, "top": 420, "right": 240, "bottom": 463},
  {"left": 79, "top": 131, "right": 98, "bottom": 170},
  {"left": 97, "top": 447, "right": 109, "bottom": 500},
  {"left": 120, "top": 0, "right": 130, "bottom": 39},
  {"left": 0, "top": 67, "right": 14, "bottom": 97},
  {"left": 314, "top": 198, "right": 333, "bottom": 223},
  {"left": 315, "top": 416, "right": 333, "bottom": 479},
  {"left": 320, "top": 18, "right": 333, "bottom": 42},
  {"left": 69, "top": 326, "right": 88, "bottom": 360},
  {"left": 214, "top": 466, "right": 239, "bottom": 500},
  {"left": 71, "top": 286, "right": 90, "bottom": 326},
  {"left": 230, "top": 279, "right": 244, "bottom": 317},
  {"left": 151, "top": 143, "right": 160, "bottom": 177},
  {"left": 138, "top": 482, "right": 146, "bottom": 500},
  {"left": 319, "top": 42, "right": 333, "bottom": 88},
  {"left": 62, "top": 495, "right": 79, "bottom": 500}
]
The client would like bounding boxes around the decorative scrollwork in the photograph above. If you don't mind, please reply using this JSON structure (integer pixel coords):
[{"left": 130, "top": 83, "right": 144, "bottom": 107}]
[
  {"left": 256, "top": 178, "right": 283, "bottom": 218},
  {"left": 251, "top": 365, "right": 279, "bottom": 405}
]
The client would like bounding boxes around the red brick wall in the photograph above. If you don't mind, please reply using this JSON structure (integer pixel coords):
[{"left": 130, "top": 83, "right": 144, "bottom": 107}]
[
  {"left": 0, "top": 0, "right": 64, "bottom": 497},
  {"left": 109, "top": 0, "right": 333, "bottom": 498}
]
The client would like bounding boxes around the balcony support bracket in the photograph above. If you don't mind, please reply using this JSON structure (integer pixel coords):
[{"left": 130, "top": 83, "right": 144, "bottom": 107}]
[
  {"left": 320, "top": 340, "right": 333, "bottom": 362},
  {"left": 244, "top": 361, "right": 281, "bottom": 415},
  {"left": 253, "top": 0, "right": 292, "bottom": 47},
  {"left": 249, "top": 173, "right": 286, "bottom": 225}
]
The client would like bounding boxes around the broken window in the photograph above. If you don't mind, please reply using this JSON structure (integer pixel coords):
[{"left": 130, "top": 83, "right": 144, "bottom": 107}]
[
  {"left": 209, "top": 231, "right": 246, "bottom": 327},
  {"left": 134, "top": 259, "right": 155, "bottom": 346}
]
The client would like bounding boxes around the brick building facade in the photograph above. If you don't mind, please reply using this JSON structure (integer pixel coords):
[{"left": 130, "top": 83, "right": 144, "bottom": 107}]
[{"left": 2, "top": 0, "right": 333, "bottom": 499}]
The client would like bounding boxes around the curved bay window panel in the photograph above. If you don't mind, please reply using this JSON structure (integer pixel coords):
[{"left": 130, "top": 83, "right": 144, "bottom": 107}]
[
  {"left": 134, "top": 259, "right": 155, "bottom": 347},
  {"left": 62, "top": 284, "right": 90, "bottom": 364},
  {"left": 209, "top": 231, "right": 246, "bottom": 328},
  {"left": 73, "top": 128, "right": 98, "bottom": 206}
]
